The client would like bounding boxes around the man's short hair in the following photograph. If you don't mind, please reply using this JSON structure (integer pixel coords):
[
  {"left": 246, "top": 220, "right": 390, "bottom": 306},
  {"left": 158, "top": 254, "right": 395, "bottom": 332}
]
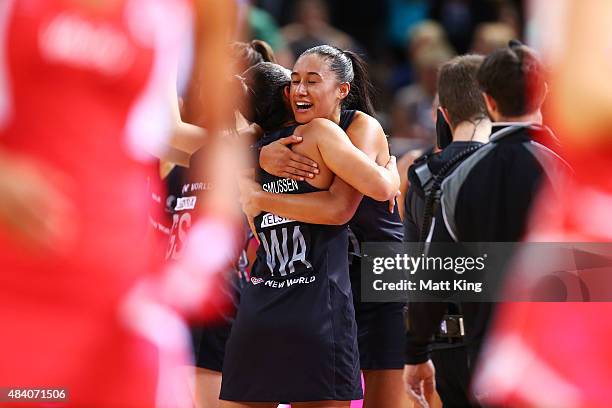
[
  {"left": 438, "top": 54, "right": 486, "bottom": 128},
  {"left": 477, "top": 43, "right": 546, "bottom": 117}
]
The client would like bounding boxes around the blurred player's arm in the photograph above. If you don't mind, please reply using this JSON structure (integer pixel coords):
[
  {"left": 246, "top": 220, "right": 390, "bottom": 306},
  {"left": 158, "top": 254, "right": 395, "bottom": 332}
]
[
  {"left": 183, "top": 0, "right": 236, "bottom": 133},
  {"left": 160, "top": 0, "right": 238, "bottom": 161},
  {"left": 184, "top": 0, "right": 242, "bottom": 219},
  {"left": 153, "top": 0, "right": 243, "bottom": 319}
]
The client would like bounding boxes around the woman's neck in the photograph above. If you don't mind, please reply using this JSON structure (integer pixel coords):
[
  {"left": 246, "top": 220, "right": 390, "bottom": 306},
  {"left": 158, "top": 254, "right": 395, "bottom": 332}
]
[{"left": 330, "top": 108, "right": 342, "bottom": 125}]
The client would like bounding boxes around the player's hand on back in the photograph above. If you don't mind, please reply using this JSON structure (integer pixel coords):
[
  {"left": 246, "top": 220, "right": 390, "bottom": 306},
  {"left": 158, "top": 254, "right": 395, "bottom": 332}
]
[{"left": 259, "top": 135, "right": 319, "bottom": 181}]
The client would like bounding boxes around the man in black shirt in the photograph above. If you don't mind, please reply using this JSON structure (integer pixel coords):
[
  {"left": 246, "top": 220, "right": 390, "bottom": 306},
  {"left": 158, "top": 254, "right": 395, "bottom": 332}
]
[
  {"left": 403, "top": 54, "right": 491, "bottom": 408},
  {"left": 403, "top": 54, "right": 491, "bottom": 243},
  {"left": 404, "top": 42, "right": 569, "bottom": 408}
]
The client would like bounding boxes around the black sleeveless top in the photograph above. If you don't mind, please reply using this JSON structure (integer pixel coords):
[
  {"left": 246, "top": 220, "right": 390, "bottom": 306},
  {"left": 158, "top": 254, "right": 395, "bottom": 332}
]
[
  {"left": 222, "top": 124, "right": 362, "bottom": 402},
  {"left": 158, "top": 149, "right": 215, "bottom": 262},
  {"left": 150, "top": 151, "right": 250, "bottom": 292},
  {"left": 340, "top": 110, "right": 404, "bottom": 255},
  {"left": 252, "top": 125, "right": 348, "bottom": 281}
]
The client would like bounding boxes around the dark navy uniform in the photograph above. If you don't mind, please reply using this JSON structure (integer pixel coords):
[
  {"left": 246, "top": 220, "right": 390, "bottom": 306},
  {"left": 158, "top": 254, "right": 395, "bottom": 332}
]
[
  {"left": 152, "top": 150, "right": 248, "bottom": 373},
  {"left": 341, "top": 110, "right": 407, "bottom": 370},
  {"left": 220, "top": 125, "right": 362, "bottom": 402}
]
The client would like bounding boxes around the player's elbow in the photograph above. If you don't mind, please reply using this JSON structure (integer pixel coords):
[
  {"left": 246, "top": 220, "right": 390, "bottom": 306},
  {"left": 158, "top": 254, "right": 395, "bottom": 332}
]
[
  {"left": 326, "top": 204, "right": 355, "bottom": 225},
  {"left": 368, "top": 182, "right": 395, "bottom": 202}
]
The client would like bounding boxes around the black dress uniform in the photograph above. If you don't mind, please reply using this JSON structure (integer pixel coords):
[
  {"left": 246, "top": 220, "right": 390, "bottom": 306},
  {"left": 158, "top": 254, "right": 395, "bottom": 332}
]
[{"left": 220, "top": 125, "right": 362, "bottom": 402}]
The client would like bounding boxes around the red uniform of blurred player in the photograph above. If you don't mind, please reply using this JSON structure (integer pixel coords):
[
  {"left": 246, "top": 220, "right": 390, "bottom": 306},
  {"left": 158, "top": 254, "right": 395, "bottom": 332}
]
[
  {"left": 0, "top": 0, "right": 238, "bottom": 406},
  {"left": 474, "top": 1, "right": 612, "bottom": 407}
]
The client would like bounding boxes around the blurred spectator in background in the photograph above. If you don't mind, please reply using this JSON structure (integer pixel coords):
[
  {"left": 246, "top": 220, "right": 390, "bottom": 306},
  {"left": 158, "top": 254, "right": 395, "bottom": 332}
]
[
  {"left": 407, "top": 20, "right": 451, "bottom": 62},
  {"left": 255, "top": 0, "right": 293, "bottom": 24},
  {"left": 391, "top": 42, "right": 454, "bottom": 151},
  {"left": 281, "top": 0, "right": 359, "bottom": 64},
  {"left": 497, "top": 0, "right": 523, "bottom": 39},
  {"left": 247, "top": 5, "right": 284, "bottom": 51},
  {"left": 389, "top": 20, "right": 450, "bottom": 93},
  {"left": 387, "top": 0, "right": 430, "bottom": 49},
  {"left": 246, "top": 1, "right": 525, "bottom": 124},
  {"left": 243, "top": 2, "right": 293, "bottom": 66},
  {"left": 471, "top": 22, "right": 517, "bottom": 55},
  {"left": 430, "top": 0, "right": 501, "bottom": 53}
]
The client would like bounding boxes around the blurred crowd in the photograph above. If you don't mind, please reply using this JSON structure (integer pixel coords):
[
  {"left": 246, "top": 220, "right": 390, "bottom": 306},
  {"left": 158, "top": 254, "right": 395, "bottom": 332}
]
[{"left": 241, "top": 0, "right": 523, "bottom": 154}]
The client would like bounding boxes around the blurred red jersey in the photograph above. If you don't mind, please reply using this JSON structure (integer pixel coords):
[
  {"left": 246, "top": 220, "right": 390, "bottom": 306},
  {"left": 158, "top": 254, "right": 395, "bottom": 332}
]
[
  {"left": 474, "top": 144, "right": 612, "bottom": 408},
  {"left": 0, "top": 0, "right": 193, "bottom": 406}
]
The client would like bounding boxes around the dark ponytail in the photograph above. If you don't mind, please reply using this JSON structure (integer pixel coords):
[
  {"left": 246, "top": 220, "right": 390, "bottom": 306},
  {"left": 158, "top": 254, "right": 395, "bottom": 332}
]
[
  {"left": 231, "top": 40, "right": 277, "bottom": 73},
  {"left": 300, "top": 45, "right": 376, "bottom": 116},
  {"left": 250, "top": 40, "right": 276, "bottom": 64},
  {"left": 342, "top": 50, "right": 375, "bottom": 116}
]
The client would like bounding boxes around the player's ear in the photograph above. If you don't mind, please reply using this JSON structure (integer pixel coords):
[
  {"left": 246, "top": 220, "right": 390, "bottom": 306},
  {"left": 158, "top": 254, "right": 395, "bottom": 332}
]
[
  {"left": 482, "top": 92, "right": 497, "bottom": 117},
  {"left": 338, "top": 82, "right": 350, "bottom": 100}
]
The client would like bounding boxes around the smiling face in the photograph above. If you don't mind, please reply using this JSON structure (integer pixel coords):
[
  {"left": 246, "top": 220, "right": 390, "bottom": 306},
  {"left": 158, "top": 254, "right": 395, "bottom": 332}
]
[{"left": 290, "top": 53, "right": 349, "bottom": 124}]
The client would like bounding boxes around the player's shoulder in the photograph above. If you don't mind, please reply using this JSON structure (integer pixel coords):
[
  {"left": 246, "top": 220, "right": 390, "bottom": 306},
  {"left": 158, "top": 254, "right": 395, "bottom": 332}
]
[
  {"left": 352, "top": 110, "right": 377, "bottom": 125},
  {"left": 302, "top": 118, "right": 343, "bottom": 134},
  {"left": 347, "top": 111, "right": 386, "bottom": 147},
  {"left": 351, "top": 111, "right": 384, "bottom": 133}
]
